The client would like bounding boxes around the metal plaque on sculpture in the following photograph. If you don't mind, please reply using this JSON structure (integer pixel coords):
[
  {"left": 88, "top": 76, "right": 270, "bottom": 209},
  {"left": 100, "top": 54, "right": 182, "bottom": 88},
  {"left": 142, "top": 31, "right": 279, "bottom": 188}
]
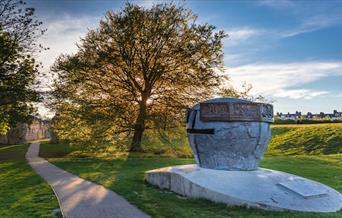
[
  {"left": 199, "top": 102, "right": 230, "bottom": 121},
  {"left": 200, "top": 102, "right": 273, "bottom": 123}
]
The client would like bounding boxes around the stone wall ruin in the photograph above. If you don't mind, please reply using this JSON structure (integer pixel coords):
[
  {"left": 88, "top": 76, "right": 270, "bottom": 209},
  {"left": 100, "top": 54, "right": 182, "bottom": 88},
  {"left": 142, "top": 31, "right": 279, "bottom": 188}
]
[{"left": 0, "top": 117, "right": 50, "bottom": 144}]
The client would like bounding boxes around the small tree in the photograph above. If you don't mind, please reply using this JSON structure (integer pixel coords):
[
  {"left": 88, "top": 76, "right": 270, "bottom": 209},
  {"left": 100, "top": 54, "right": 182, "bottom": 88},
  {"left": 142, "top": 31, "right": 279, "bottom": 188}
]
[
  {"left": 0, "top": 0, "right": 45, "bottom": 134},
  {"left": 52, "top": 3, "right": 226, "bottom": 151}
]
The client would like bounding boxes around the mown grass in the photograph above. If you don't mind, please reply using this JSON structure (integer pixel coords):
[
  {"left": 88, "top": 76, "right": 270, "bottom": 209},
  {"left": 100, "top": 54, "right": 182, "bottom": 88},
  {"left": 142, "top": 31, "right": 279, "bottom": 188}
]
[
  {"left": 0, "top": 143, "right": 60, "bottom": 218},
  {"left": 268, "top": 123, "right": 342, "bottom": 155},
  {"left": 41, "top": 142, "right": 342, "bottom": 218}
]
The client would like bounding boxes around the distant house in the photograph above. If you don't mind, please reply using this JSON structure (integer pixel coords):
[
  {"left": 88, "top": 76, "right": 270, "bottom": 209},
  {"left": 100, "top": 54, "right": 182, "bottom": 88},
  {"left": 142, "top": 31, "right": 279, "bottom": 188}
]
[
  {"left": 304, "top": 112, "right": 313, "bottom": 119},
  {"left": 334, "top": 110, "right": 342, "bottom": 117},
  {"left": 324, "top": 110, "right": 342, "bottom": 119},
  {"left": 278, "top": 111, "right": 302, "bottom": 120},
  {"left": 277, "top": 110, "right": 342, "bottom": 120}
]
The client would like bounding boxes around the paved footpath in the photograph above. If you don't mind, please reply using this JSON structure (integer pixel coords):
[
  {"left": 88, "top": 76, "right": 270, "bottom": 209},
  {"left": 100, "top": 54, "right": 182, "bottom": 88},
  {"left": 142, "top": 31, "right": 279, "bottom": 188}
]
[{"left": 26, "top": 142, "right": 150, "bottom": 218}]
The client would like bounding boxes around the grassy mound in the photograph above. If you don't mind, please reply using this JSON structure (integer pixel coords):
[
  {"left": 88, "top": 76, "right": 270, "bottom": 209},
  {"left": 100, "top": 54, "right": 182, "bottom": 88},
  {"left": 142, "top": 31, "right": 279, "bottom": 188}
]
[{"left": 268, "top": 123, "right": 342, "bottom": 155}]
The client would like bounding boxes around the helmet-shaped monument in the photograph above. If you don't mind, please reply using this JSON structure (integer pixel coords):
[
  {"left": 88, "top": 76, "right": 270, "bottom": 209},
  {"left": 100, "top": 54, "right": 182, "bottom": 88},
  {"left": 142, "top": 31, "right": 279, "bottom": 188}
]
[{"left": 186, "top": 98, "right": 273, "bottom": 170}]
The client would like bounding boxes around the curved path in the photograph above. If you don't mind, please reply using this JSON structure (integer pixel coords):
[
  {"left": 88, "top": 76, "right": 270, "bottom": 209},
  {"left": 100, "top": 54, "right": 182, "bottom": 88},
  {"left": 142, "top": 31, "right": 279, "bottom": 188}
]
[{"left": 26, "top": 142, "right": 150, "bottom": 218}]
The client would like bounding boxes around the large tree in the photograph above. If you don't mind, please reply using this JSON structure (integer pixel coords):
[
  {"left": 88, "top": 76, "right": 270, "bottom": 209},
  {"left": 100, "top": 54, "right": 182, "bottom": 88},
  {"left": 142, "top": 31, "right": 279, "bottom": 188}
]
[
  {"left": 52, "top": 3, "right": 227, "bottom": 151},
  {"left": 0, "top": 0, "right": 45, "bottom": 134}
]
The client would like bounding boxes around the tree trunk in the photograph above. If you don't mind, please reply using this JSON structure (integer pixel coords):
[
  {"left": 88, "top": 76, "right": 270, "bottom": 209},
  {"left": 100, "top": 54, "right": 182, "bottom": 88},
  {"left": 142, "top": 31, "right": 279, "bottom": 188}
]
[{"left": 130, "top": 96, "right": 148, "bottom": 152}]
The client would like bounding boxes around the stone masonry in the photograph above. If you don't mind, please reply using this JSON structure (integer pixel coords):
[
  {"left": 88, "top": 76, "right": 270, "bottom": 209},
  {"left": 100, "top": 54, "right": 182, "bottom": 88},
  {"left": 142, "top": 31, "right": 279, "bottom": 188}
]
[{"left": 0, "top": 116, "right": 50, "bottom": 144}]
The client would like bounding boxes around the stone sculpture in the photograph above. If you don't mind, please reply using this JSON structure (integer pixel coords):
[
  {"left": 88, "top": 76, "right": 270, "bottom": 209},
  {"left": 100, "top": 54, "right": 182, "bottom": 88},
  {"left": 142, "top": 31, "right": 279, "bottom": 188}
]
[
  {"left": 186, "top": 98, "right": 273, "bottom": 170},
  {"left": 145, "top": 98, "right": 342, "bottom": 212}
]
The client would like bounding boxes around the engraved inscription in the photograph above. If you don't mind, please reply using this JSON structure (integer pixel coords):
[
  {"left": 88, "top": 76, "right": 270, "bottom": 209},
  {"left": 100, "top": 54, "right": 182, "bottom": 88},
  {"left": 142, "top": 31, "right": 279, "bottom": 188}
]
[
  {"left": 199, "top": 102, "right": 274, "bottom": 123},
  {"left": 200, "top": 103, "right": 230, "bottom": 121},
  {"left": 230, "top": 103, "right": 260, "bottom": 121}
]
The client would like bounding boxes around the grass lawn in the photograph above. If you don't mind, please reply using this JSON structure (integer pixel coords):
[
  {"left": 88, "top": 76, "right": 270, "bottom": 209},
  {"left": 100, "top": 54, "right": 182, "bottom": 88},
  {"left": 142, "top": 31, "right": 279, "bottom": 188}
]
[
  {"left": 41, "top": 143, "right": 342, "bottom": 218},
  {"left": 269, "top": 123, "right": 342, "bottom": 155},
  {"left": 0, "top": 143, "right": 60, "bottom": 218}
]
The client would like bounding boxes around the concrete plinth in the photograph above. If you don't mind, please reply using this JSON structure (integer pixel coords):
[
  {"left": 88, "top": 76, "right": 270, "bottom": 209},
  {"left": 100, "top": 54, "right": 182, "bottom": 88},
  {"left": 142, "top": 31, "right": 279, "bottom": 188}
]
[{"left": 145, "top": 165, "right": 342, "bottom": 212}]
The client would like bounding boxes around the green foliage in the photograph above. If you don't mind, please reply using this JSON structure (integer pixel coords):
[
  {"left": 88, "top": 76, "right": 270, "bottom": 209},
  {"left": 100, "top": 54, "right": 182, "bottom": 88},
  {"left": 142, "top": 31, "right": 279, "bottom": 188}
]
[
  {"left": 268, "top": 124, "right": 342, "bottom": 155},
  {"left": 0, "top": 0, "right": 45, "bottom": 134},
  {"left": 0, "top": 143, "right": 60, "bottom": 217},
  {"left": 0, "top": 118, "right": 9, "bottom": 134},
  {"left": 42, "top": 142, "right": 342, "bottom": 218},
  {"left": 50, "top": 2, "right": 227, "bottom": 151}
]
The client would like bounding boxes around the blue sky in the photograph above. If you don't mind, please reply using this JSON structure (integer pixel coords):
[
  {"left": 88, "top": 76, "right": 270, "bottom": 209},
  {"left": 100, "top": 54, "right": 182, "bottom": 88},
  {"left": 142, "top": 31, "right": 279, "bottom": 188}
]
[{"left": 28, "top": 0, "right": 342, "bottom": 114}]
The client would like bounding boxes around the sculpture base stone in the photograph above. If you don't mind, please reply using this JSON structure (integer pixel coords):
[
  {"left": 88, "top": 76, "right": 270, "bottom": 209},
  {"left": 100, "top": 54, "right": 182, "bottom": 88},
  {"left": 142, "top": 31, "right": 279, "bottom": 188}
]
[{"left": 145, "top": 165, "right": 342, "bottom": 212}]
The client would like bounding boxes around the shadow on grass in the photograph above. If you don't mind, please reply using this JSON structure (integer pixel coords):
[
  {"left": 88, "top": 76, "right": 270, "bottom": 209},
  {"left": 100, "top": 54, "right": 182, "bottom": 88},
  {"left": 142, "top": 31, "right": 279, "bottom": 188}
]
[
  {"left": 0, "top": 144, "right": 28, "bottom": 160},
  {"left": 43, "top": 143, "right": 342, "bottom": 218}
]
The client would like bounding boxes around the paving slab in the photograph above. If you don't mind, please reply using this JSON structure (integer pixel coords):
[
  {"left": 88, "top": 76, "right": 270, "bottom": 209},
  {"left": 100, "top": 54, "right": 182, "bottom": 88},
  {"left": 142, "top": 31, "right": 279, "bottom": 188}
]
[{"left": 26, "top": 142, "right": 150, "bottom": 218}]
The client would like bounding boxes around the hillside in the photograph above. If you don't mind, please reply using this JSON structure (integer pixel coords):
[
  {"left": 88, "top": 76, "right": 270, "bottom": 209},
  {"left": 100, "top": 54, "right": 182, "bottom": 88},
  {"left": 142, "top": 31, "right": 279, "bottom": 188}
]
[{"left": 268, "top": 123, "right": 342, "bottom": 155}]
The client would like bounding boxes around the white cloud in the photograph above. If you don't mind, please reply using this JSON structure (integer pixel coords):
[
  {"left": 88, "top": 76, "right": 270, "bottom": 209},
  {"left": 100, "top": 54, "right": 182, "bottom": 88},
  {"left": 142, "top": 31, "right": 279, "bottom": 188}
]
[
  {"left": 224, "top": 53, "right": 245, "bottom": 64},
  {"left": 273, "top": 89, "right": 329, "bottom": 99},
  {"left": 225, "top": 27, "right": 261, "bottom": 45},
  {"left": 37, "top": 15, "right": 99, "bottom": 72},
  {"left": 225, "top": 61, "right": 342, "bottom": 99},
  {"left": 35, "top": 15, "right": 99, "bottom": 90},
  {"left": 281, "top": 14, "right": 342, "bottom": 38},
  {"left": 34, "top": 14, "right": 100, "bottom": 117},
  {"left": 134, "top": 0, "right": 154, "bottom": 8},
  {"left": 258, "top": 0, "right": 342, "bottom": 37}
]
